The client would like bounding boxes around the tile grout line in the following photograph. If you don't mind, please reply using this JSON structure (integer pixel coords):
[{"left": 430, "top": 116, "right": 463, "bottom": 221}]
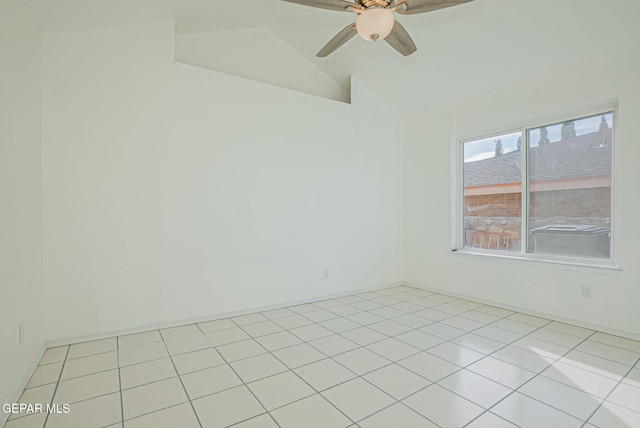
[
  {"left": 463, "top": 329, "right": 600, "bottom": 427},
  {"left": 579, "top": 355, "right": 640, "bottom": 427},
  {"left": 41, "top": 345, "right": 71, "bottom": 428},
  {"left": 24, "top": 285, "right": 640, "bottom": 428},
  {"left": 326, "top": 289, "right": 614, "bottom": 425},
  {"left": 227, "top": 316, "right": 356, "bottom": 427},
  {"left": 195, "top": 321, "right": 284, "bottom": 428},
  {"left": 158, "top": 329, "right": 204, "bottom": 428},
  {"left": 148, "top": 288, "right": 611, "bottom": 426},
  {"left": 116, "top": 336, "right": 124, "bottom": 428},
  {"left": 226, "top": 288, "right": 506, "bottom": 426}
]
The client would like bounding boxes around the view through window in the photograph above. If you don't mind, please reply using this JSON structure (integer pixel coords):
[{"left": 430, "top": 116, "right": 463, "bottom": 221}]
[{"left": 462, "top": 110, "right": 613, "bottom": 260}]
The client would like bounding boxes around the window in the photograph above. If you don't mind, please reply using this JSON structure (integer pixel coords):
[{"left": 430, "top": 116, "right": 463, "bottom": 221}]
[{"left": 459, "top": 107, "right": 614, "bottom": 262}]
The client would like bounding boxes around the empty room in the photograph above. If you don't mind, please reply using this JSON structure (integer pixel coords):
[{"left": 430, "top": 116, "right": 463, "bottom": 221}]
[{"left": 2, "top": 0, "right": 640, "bottom": 427}]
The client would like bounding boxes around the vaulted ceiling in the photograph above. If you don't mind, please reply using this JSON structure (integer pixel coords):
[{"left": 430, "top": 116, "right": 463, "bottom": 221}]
[{"left": 25, "top": 0, "right": 640, "bottom": 114}]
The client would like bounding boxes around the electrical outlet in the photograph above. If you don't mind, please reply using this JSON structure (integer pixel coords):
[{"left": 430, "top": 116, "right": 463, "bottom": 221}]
[
  {"left": 322, "top": 268, "right": 329, "bottom": 280},
  {"left": 19, "top": 322, "right": 24, "bottom": 344},
  {"left": 581, "top": 284, "right": 592, "bottom": 299}
]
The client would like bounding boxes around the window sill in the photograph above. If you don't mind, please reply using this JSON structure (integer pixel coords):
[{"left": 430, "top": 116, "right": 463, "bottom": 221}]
[{"left": 451, "top": 248, "right": 622, "bottom": 271}]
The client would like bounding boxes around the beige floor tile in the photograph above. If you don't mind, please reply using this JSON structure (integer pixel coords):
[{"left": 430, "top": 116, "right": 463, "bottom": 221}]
[
  {"left": 8, "top": 384, "right": 57, "bottom": 421},
  {"left": 399, "top": 352, "right": 461, "bottom": 382},
  {"left": 589, "top": 401, "right": 640, "bottom": 427},
  {"left": 248, "top": 371, "right": 315, "bottom": 410},
  {"left": 359, "top": 403, "right": 438, "bottom": 428},
  {"left": 289, "top": 324, "right": 334, "bottom": 342},
  {"left": 608, "top": 382, "right": 640, "bottom": 413},
  {"left": 120, "top": 358, "right": 177, "bottom": 390},
  {"left": 576, "top": 340, "right": 640, "bottom": 366},
  {"left": 340, "top": 327, "right": 387, "bottom": 346},
  {"left": 171, "top": 347, "right": 225, "bottom": 375},
  {"left": 205, "top": 327, "right": 250, "bottom": 346},
  {"left": 404, "top": 384, "right": 484, "bottom": 427},
  {"left": 192, "top": 385, "right": 264, "bottom": 428},
  {"left": 4, "top": 412, "right": 47, "bottom": 428},
  {"left": 124, "top": 403, "right": 200, "bottom": 428},
  {"left": 230, "top": 413, "right": 278, "bottom": 427},
  {"left": 255, "top": 331, "right": 302, "bottom": 352},
  {"left": 466, "top": 412, "right": 519, "bottom": 427},
  {"left": 39, "top": 347, "right": 68, "bottom": 365},
  {"left": 559, "top": 349, "right": 631, "bottom": 380},
  {"left": 272, "top": 343, "right": 326, "bottom": 369},
  {"left": 364, "top": 364, "right": 431, "bottom": 400},
  {"left": 519, "top": 375, "right": 602, "bottom": 420},
  {"left": 451, "top": 333, "right": 504, "bottom": 354},
  {"left": 439, "top": 369, "right": 511, "bottom": 408},
  {"left": 426, "top": 342, "right": 485, "bottom": 367},
  {"left": 390, "top": 314, "right": 433, "bottom": 329},
  {"left": 492, "top": 345, "right": 554, "bottom": 373},
  {"left": 122, "top": 377, "right": 188, "bottom": 420},
  {"left": 46, "top": 392, "right": 121, "bottom": 428},
  {"left": 590, "top": 332, "right": 640, "bottom": 353},
  {"left": 332, "top": 348, "right": 390, "bottom": 376},
  {"left": 118, "top": 342, "right": 168, "bottom": 367},
  {"left": 118, "top": 331, "right": 162, "bottom": 350},
  {"left": 231, "top": 313, "right": 269, "bottom": 326},
  {"left": 395, "top": 330, "right": 444, "bottom": 350},
  {"left": 271, "top": 394, "right": 351, "bottom": 428},
  {"left": 60, "top": 351, "right": 118, "bottom": 380},
  {"left": 467, "top": 356, "right": 535, "bottom": 389},
  {"left": 216, "top": 339, "right": 266, "bottom": 362},
  {"left": 197, "top": 318, "right": 236, "bottom": 333},
  {"left": 492, "top": 392, "right": 582, "bottom": 428},
  {"left": 323, "top": 378, "right": 394, "bottom": 422},
  {"left": 303, "top": 309, "right": 340, "bottom": 323},
  {"left": 273, "top": 314, "right": 314, "bottom": 330},
  {"left": 54, "top": 369, "right": 120, "bottom": 404},
  {"left": 511, "top": 336, "right": 570, "bottom": 360},
  {"left": 26, "top": 363, "right": 63, "bottom": 388},
  {"left": 159, "top": 324, "right": 201, "bottom": 341},
  {"left": 67, "top": 338, "right": 117, "bottom": 360},
  {"left": 528, "top": 328, "right": 585, "bottom": 348},
  {"left": 260, "top": 307, "right": 297, "bottom": 320},
  {"left": 180, "top": 364, "right": 242, "bottom": 399},
  {"left": 295, "top": 358, "right": 356, "bottom": 391},
  {"left": 163, "top": 334, "right": 211, "bottom": 356},
  {"left": 241, "top": 320, "right": 284, "bottom": 338},
  {"left": 366, "top": 338, "right": 420, "bottom": 362},
  {"left": 541, "top": 360, "right": 618, "bottom": 398},
  {"left": 230, "top": 353, "right": 287, "bottom": 383}
]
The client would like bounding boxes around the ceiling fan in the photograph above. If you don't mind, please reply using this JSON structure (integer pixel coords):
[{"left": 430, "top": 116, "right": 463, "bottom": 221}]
[{"left": 282, "top": 0, "right": 473, "bottom": 57}]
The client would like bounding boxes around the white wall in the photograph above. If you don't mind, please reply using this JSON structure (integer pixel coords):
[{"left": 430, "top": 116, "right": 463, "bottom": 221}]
[
  {"left": 41, "top": 21, "right": 404, "bottom": 343},
  {"left": 404, "top": 43, "right": 640, "bottom": 339},
  {"left": 175, "top": 27, "right": 348, "bottom": 102},
  {"left": 0, "top": 1, "right": 46, "bottom": 422}
]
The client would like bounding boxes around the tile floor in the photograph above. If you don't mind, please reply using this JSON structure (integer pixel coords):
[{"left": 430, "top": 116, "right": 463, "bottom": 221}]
[{"left": 4, "top": 285, "right": 640, "bottom": 428}]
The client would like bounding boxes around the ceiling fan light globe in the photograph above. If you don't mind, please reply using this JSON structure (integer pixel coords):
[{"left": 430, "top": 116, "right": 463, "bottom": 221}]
[{"left": 355, "top": 8, "right": 394, "bottom": 42}]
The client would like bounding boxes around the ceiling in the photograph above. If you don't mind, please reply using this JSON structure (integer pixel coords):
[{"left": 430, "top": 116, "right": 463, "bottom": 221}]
[{"left": 24, "top": 0, "right": 640, "bottom": 115}]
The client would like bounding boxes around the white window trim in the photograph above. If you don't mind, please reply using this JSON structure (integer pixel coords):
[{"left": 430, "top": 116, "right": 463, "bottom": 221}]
[{"left": 451, "top": 99, "right": 620, "bottom": 270}]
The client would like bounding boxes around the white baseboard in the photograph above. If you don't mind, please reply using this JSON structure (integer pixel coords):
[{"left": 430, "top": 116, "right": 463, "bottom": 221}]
[
  {"left": 404, "top": 281, "right": 640, "bottom": 342},
  {"left": 47, "top": 281, "right": 404, "bottom": 348},
  {"left": 0, "top": 343, "right": 47, "bottom": 427}
]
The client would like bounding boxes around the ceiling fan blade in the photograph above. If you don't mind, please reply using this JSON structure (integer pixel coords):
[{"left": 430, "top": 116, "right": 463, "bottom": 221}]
[
  {"left": 281, "top": 0, "right": 358, "bottom": 12},
  {"left": 316, "top": 23, "right": 357, "bottom": 57},
  {"left": 395, "top": 0, "right": 473, "bottom": 15},
  {"left": 385, "top": 21, "right": 417, "bottom": 56}
]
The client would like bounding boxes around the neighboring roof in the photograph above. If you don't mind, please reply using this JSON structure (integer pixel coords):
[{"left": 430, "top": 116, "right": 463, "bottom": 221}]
[{"left": 464, "top": 129, "right": 612, "bottom": 187}]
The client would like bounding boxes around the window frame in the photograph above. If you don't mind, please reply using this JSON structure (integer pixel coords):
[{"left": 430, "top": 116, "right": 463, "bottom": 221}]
[{"left": 452, "top": 100, "right": 618, "bottom": 269}]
